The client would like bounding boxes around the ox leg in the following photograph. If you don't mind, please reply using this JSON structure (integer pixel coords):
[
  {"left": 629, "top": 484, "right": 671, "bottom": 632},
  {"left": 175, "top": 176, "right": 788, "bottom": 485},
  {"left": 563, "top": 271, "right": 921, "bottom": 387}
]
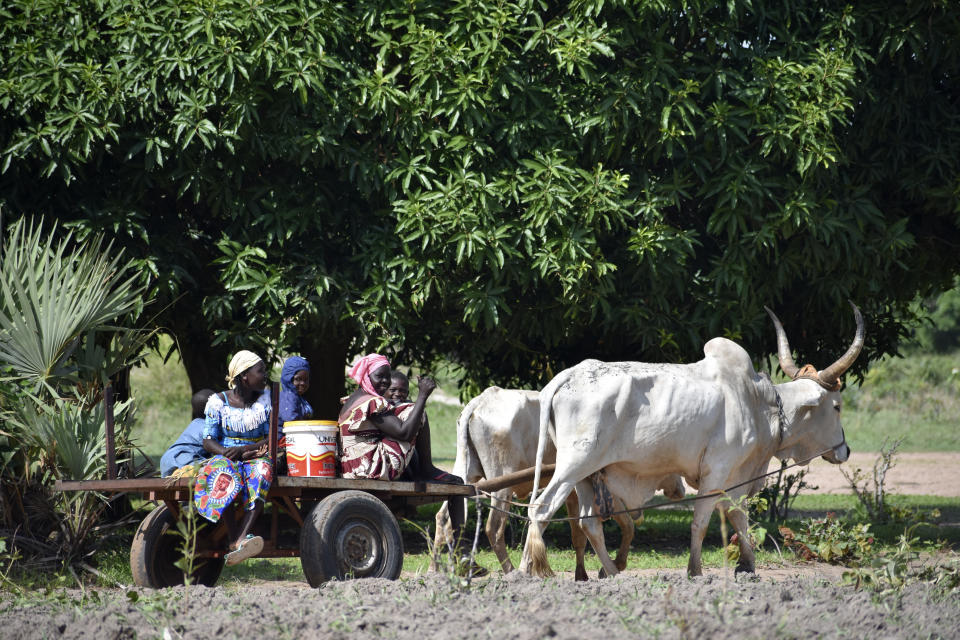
[
  {"left": 574, "top": 481, "right": 619, "bottom": 579},
  {"left": 611, "top": 511, "right": 635, "bottom": 573},
  {"left": 520, "top": 481, "right": 575, "bottom": 577},
  {"left": 565, "top": 494, "right": 589, "bottom": 582},
  {"left": 724, "top": 504, "right": 756, "bottom": 574},
  {"left": 486, "top": 492, "right": 513, "bottom": 573},
  {"left": 431, "top": 501, "right": 451, "bottom": 572},
  {"left": 688, "top": 494, "right": 720, "bottom": 577}
]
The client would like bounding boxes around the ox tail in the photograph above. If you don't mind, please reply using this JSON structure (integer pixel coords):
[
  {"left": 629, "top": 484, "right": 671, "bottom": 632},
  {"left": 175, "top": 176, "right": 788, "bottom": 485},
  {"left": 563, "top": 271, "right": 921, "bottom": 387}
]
[
  {"left": 531, "top": 373, "right": 566, "bottom": 505},
  {"left": 454, "top": 392, "right": 486, "bottom": 484},
  {"left": 524, "top": 520, "right": 554, "bottom": 578}
]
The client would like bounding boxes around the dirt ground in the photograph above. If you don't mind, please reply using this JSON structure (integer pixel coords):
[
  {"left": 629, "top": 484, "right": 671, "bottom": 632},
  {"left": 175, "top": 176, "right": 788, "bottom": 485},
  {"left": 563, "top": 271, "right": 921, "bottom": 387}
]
[
  {"left": 1, "top": 453, "right": 956, "bottom": 639},
  {"left": 2, "top": 567, "right": 957, "bottom": 640}
]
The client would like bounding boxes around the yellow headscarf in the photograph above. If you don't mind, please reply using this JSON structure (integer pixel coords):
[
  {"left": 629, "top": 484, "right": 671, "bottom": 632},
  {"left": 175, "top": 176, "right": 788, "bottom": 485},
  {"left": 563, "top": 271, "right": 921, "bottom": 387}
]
[{"left": 226, "top": 350, "right": 263, "bottom": 388}]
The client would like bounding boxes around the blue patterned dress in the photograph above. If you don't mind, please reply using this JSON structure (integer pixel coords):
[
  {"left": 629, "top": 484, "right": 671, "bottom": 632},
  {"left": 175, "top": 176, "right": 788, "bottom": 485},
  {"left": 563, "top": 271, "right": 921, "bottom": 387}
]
[{"left": 193, "top": 389, "right": 273, "bottom": 523}]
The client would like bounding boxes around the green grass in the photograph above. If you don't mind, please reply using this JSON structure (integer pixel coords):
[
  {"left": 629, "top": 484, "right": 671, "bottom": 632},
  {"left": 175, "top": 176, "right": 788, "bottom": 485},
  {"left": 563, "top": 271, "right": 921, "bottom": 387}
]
[
  {"left": 129, "top": 337, "right": 193, "bottom": 468},
  {"left": 842, "top": 350, "right": 960, "bottom": 452}
]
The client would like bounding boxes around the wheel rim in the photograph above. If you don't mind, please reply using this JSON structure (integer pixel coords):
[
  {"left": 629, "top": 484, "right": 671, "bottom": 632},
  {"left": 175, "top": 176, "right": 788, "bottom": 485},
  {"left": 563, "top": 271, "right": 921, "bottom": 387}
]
[{"left": 335, "top": 517, "right": 382, "bottom": 576}]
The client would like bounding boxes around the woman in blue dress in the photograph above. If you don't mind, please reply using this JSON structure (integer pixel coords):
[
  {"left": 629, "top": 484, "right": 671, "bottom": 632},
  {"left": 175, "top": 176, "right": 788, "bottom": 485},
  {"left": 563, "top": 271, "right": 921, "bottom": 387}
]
[{"left": 192, "top": 350, "right": 273, "bottom": 566}]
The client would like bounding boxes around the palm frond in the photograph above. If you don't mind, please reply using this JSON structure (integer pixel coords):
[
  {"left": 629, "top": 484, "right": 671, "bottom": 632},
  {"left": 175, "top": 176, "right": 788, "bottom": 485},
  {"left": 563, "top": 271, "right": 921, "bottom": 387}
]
[{"left": 0, "top": 217, "right": 148, "bottom": 394}]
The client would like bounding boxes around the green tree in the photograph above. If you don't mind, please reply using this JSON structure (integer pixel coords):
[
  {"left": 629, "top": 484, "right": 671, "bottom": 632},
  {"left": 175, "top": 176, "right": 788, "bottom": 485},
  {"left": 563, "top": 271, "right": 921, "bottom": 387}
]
[{"left": 1, "top": 1, "right": 958, "bottom": 408}]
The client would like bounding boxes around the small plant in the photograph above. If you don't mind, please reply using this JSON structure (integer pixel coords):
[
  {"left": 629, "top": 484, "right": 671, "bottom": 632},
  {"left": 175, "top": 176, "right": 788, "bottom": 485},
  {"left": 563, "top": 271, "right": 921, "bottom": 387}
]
[
  {"left": 171, "top": 499, "right": 201, "bottom": 587},
  {"left": 0, "top": 537, "right": 25, "bottom": 596},
  {"left": 916, "top": 552, "right": 960, "bottom": 601},
  {"left": 842, "top": 525, "right": 959, "bottom": 602},
  {"left": 754, "top": 461, "right": 816, "bottom": 523},
  {"left": 840, "top": 437, "right": 903, "bottom": 523},
  {"left": 780, "top": 513, "right": 874, "bottom": 565}
]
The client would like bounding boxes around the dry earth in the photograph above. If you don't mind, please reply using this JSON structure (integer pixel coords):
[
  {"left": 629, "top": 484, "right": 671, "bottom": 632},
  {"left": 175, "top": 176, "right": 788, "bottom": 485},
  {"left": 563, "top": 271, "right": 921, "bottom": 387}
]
[
  {"left": 2, "top": 567, "right": 957, "bottom": 640},
  {"left": 791, "top": 452, "right": 960, "bottom": 497},
  {"left": 1, "top": 453, "right": 956, "bottom": 639}
]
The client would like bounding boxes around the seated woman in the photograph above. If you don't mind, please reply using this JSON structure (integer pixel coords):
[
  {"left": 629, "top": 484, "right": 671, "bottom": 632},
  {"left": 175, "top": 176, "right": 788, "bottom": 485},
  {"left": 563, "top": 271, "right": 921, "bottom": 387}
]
[
  {"left": 193, "top": 350, "right": 273, "bottom": 566},
  {"left": 338, "top": 353, "right": 456, "bottom": 483},
  {"left": 279, "top": 355, "right": 313, "bottom": 428},
  {"left": 340, "top": 355, "right": 483, "bottom": 575}
]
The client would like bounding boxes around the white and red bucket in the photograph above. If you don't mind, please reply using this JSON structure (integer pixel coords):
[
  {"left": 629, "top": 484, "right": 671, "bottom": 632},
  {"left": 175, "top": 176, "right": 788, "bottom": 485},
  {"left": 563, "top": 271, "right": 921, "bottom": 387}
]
[{"left": 284, "top": 420, "right": 338, "bottom": 477}]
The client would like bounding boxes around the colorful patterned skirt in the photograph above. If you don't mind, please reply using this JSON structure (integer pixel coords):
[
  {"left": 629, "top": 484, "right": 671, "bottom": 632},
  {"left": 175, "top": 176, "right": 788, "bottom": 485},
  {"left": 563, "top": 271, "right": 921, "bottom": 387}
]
[
  {"left": 340, "top": 434, "right": 415, "bottom": 481},
  {"left": 193, "top": 455, "right": 273, "bottom": 523}
]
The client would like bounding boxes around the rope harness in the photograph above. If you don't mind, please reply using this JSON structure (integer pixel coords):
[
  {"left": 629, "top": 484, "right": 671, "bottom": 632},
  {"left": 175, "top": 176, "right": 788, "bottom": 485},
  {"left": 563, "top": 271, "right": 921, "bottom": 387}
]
[{"left": 469, "top": 440, "right": 844, "bottom": 525}]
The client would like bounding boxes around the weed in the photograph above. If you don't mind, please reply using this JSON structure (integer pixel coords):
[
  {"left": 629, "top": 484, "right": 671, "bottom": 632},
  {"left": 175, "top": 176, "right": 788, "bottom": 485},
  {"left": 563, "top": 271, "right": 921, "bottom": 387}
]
[
  {"left": 719, "top": 494, "right": 769, "bottom": 566},
  {"left": 780, "top": 514, "right": 874, "bottom": 565},
  {"left": 843, "top": 524, "right": 960, "bottom": 602},
  {"left": 841, "top": 437, "right": 903, "bottom": 523},
  {"left": 662, "top": 586, "right": 691, "bottom": 640},
  {"left": 171, "top": 495, "right": 201, "bottom": 587}
]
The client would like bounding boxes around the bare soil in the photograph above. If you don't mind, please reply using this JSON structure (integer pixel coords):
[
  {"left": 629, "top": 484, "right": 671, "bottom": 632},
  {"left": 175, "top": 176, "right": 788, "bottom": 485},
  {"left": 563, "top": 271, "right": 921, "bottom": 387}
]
[
  {"left": 2, "top": 567, "right": 957, "bottom": 639},
  {"left": 2, "top": 453, "right": 956, "bottom": 639},
  {"left": 796, "top": 452, "right": 960, "bottom": 497},
  {"left": 659, "top": 452, "right": 960, "bottom": 499}
]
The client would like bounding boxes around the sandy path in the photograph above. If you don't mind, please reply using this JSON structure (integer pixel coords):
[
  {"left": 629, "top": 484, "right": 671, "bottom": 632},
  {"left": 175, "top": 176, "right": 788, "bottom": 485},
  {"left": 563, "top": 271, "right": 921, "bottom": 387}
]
[
  {"left": 655, "top": 452, "right": 960, "bottom": 498},
  {"left": 772, "top": 452, "right": 960, "bottom": 497}
]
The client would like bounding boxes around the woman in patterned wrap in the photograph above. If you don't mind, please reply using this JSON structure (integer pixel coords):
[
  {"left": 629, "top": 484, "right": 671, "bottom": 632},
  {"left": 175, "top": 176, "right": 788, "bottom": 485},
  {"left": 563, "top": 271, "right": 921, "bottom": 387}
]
[
  {"left": 338, "top": 353, "right": 458, "bottom": 483},
  {"left": 193, "top": 350, "right": 273, "bottom": 566}
]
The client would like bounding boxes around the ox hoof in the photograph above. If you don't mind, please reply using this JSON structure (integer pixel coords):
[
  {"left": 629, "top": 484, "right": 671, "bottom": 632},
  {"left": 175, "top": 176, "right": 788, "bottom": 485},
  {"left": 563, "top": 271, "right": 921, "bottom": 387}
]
[
  {"left": 734, "top": 563, "right": 755, "bottom": 575},
  {"left": 597, "top": 566, "right": 618, "bottom": 579},
  {"left": 575, "top": 567, "right": 588, "bottom": 582}
]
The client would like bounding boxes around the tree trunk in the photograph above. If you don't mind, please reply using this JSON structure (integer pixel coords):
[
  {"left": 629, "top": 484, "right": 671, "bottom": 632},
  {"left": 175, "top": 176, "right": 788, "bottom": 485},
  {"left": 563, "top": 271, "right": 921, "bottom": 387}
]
[
  {"left": 169, "top": 320, "right": 233, "bottom": 394},
  {"left": 299, "top": 329, "right": 351, "bottom": 420}
]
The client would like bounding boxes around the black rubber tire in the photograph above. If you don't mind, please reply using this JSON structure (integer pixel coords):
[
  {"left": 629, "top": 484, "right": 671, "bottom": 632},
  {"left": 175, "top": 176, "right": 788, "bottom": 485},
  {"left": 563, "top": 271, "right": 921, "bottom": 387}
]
[
  {"left": 300, "top": 490, "right": 404, "bottom": 587},
  {"left": 130, "top": 505, "right": 224, "bottom": 588}
]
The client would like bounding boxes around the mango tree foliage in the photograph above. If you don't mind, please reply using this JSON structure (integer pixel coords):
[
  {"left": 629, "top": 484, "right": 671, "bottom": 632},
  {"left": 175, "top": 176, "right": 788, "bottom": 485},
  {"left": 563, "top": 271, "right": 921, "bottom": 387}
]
[{"left": 1, "top": 0, "right": 959, "bottom": 407}]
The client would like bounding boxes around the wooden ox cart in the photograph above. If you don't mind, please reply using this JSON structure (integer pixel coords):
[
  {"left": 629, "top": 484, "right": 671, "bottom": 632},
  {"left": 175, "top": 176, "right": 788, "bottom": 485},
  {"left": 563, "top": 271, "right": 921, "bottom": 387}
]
[{"left": 55, "top": 382, "right": 535, "bottom": 588}]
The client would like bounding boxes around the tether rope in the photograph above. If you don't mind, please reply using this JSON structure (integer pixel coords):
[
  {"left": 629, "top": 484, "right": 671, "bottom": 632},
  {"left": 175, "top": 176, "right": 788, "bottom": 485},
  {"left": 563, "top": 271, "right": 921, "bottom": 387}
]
[{"left": 471, "top": 443, "right": 842, "bottom": 524}]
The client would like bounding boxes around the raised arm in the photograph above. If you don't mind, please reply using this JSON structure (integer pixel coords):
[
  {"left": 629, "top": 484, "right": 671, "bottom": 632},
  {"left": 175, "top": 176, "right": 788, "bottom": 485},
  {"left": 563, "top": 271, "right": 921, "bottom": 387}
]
[{"left": 370, "top": 376, "right": 437, "bottom": 441}]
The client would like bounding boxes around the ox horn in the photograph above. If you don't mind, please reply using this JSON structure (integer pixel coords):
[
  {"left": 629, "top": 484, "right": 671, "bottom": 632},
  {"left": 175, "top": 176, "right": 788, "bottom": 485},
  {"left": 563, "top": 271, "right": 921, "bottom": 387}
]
[
  {"left": 765, "top": 306, "right": 800, "bottom": 378},
  {"left": 817, "top": 301, "right": 865, "bottom": 389}
]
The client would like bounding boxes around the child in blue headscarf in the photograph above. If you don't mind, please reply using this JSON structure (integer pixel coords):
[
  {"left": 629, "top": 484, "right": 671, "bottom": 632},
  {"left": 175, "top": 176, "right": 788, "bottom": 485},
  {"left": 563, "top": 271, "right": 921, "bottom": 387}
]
[{"left": 279, "top": 355, "right": 313, "bottom": 428}]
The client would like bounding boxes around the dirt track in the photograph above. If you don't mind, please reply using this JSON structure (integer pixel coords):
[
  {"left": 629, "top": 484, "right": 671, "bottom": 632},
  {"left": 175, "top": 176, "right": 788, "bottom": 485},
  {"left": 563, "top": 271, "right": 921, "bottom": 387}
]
[{"left": 797, "top": 452, "right": 960, "bottom": 497}]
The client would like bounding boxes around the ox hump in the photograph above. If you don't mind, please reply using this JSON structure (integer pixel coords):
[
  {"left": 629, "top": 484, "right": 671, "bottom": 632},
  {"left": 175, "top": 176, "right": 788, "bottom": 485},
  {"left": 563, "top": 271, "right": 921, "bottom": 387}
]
[{"left": 702, "top": 337, "right": 756, "bottom": 379}]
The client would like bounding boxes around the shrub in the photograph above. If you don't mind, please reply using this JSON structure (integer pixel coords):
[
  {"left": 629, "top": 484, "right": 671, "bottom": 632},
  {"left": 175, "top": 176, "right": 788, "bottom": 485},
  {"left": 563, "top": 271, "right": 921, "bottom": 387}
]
[{"left": 780, "top": 514, "right": 874, "bottom": 565}]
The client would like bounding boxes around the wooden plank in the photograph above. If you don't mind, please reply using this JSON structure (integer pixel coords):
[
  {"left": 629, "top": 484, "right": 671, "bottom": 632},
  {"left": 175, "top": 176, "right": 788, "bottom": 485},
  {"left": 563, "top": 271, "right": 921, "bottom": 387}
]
[
  {"left": 56, "top": 476, "right": 476, "bottom": 497},
  {"left": 105, "top": 384, "right": 117, "bottom": 480},
  {"left": 473, "top": 464, "right": 556, "bottom": 493},
  {"left": 276, "top": 476, "right": 475, "bottom": 496}
]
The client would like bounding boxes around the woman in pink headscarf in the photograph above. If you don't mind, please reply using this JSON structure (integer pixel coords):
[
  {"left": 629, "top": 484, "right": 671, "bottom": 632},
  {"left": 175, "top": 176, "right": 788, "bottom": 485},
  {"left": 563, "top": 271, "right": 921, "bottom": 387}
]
[{"left": 338, "top": 353, "right": 455, "bottom": 482}]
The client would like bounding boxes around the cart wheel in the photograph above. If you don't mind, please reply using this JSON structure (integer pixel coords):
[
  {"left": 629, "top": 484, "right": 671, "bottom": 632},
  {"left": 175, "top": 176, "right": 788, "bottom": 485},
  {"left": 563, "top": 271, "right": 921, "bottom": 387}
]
[
  {"left": 130, "top": 504, "right": 224, "bottom": 588},
  {"left": 300, "top": 490, "right": 404, "bottom": 587}
]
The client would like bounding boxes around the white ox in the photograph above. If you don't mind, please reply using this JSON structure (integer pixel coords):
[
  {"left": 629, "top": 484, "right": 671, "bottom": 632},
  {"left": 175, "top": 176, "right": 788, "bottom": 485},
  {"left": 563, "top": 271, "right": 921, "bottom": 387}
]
[
  {"left": 521, "top": 305, "right": 864, "bottom": 578},
  {"left": 434, "top": 387, "right": 684, "bottom": 580}
]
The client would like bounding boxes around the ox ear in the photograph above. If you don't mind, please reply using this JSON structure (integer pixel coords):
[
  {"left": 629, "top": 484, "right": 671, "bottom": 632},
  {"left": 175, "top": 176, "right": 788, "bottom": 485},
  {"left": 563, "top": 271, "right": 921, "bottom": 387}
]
[{"left": 793, "top": 379, "right": 828, "bottom": 407}]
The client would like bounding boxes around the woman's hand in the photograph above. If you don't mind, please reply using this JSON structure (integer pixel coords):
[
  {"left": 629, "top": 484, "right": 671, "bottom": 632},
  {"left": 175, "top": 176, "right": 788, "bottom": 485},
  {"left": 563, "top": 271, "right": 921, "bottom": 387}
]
[
  {"left": 242, "top": 443, "right": 268, "bottom": 460},
  {"left": 222, "top": 446, "right": 244, "bottom": 461},
  {"left": 417, "top": 375, "right": 437, "bottom": 397}
]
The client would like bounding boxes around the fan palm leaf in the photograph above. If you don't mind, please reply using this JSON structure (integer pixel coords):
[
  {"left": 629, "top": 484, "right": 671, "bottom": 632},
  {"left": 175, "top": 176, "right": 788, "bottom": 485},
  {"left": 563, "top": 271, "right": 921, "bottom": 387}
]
[{"left": 0, "top": 217, "right": 147, "bottom": 394}]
